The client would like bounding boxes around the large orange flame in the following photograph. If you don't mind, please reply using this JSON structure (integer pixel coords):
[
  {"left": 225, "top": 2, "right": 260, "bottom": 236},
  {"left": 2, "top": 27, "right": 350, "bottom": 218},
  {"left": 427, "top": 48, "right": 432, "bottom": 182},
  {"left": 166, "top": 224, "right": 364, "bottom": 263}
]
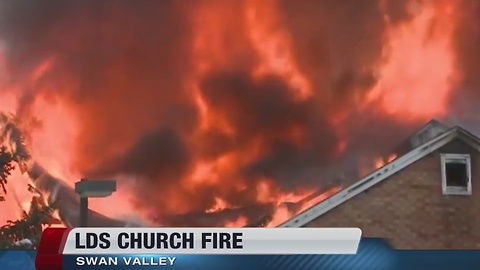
[
  {"left": 0, "top": 0, "right": 464, "bottom": 228},
  {"left": 367, "top": 0, "right": 459, "bottom": 121}
]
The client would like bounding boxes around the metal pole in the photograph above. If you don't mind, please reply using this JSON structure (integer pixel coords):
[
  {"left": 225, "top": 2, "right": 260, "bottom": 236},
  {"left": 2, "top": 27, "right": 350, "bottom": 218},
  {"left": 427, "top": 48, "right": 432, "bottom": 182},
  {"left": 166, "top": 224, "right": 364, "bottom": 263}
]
[
  {"left": 80, "top": 196, "right": 89, "bottom": 227},
  {"left": 79, "top": 178, "right": 88, "bottom": 227}
]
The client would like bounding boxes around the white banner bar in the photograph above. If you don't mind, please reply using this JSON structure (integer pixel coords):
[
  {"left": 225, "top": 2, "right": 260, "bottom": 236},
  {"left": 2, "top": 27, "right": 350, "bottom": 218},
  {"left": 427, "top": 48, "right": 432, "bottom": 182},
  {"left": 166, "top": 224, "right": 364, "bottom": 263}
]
[{"left": 62, "top": 227, "right": 362, "bottom": 255}]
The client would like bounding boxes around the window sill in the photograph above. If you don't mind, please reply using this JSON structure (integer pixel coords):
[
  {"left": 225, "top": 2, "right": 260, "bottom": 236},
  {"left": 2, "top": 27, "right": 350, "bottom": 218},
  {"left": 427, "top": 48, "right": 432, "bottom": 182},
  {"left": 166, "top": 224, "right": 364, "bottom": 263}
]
[{"left": 443, "top": 188, "right": 472, "bottom": 196}]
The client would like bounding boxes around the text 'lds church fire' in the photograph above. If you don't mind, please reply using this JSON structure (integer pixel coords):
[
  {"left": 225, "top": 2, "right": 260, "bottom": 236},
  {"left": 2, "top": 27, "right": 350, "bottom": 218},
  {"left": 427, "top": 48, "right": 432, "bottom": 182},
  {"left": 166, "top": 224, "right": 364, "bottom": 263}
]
[{"left": 75, "top": 232, "right": 244, "bottom": 250}]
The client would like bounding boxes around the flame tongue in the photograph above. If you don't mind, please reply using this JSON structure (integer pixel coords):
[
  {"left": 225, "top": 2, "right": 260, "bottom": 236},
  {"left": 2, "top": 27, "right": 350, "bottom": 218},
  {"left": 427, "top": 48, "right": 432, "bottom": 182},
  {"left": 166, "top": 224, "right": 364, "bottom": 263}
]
[
  {"left": 367, "top": 1, "right": 459, "bottom": 120},
  {"left": 246, "top": 0, "right": 312, "bottom": 100}
]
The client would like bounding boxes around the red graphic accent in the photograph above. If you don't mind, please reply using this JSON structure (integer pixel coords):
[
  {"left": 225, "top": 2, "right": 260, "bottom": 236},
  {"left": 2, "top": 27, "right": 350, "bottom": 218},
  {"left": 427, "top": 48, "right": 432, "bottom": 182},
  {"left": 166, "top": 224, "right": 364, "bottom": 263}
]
[{"left": 35, "top": 228, "right": 72, "bottom": 270}]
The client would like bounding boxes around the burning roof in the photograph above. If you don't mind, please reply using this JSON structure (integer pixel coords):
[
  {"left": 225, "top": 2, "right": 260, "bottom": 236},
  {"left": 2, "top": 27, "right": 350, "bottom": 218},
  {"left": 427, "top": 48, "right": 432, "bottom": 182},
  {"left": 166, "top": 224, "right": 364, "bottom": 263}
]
[{"left": 281, "top": 122, "right": 480, "bottom": 228}]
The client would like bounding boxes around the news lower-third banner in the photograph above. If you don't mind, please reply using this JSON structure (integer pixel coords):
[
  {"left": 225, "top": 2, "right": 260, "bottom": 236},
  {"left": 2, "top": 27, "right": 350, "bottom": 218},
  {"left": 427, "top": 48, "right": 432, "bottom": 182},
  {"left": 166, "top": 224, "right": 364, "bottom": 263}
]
[{"left": 0, "top": 227, "right": 479, "bottom": 270}]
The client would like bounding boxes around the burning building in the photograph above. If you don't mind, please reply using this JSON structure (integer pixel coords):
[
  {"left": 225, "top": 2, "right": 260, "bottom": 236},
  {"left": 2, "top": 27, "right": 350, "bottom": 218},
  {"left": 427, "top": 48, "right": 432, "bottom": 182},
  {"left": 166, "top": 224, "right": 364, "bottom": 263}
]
[
  {"left": 0, "top": 0, "right": 479, "bottom": 229},
  {"left": 282, "top": 119, "right": 480, "bottom": 250}
]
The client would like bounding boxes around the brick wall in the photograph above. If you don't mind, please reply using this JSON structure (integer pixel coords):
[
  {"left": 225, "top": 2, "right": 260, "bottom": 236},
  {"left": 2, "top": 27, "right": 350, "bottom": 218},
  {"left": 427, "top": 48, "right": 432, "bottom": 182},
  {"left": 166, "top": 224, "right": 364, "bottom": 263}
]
[{"left": 305, "top": 139, "right": 480, "bottom": 249}]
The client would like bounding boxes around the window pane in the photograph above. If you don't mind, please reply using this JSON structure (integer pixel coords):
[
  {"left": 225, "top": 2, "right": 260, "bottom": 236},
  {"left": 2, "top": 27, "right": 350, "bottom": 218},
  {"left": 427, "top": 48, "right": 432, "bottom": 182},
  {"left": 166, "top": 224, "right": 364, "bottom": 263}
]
[{"left": 445, "top": 163, "right": 468, "bottom": 187}]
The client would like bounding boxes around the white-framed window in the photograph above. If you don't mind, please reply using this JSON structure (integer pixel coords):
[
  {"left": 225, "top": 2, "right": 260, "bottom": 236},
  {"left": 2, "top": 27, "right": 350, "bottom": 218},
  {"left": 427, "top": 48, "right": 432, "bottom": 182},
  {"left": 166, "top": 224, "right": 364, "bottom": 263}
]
[{"left": 440, "top": 154, "right": 472, "bottom": 195}]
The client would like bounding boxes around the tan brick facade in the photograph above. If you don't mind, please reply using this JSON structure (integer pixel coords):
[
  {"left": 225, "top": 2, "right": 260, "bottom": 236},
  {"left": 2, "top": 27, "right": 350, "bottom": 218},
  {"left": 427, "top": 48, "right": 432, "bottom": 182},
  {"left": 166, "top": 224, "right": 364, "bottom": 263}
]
[{"left": 305, "top": 139, "right": 480, "bottom": 250}]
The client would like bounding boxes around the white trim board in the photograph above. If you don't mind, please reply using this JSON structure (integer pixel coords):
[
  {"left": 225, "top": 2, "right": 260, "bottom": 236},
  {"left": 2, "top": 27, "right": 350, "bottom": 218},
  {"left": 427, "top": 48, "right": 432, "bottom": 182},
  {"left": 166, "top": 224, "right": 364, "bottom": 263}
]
[{"left": 279, "top": 127, "right": 480, "bottom": 228}]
